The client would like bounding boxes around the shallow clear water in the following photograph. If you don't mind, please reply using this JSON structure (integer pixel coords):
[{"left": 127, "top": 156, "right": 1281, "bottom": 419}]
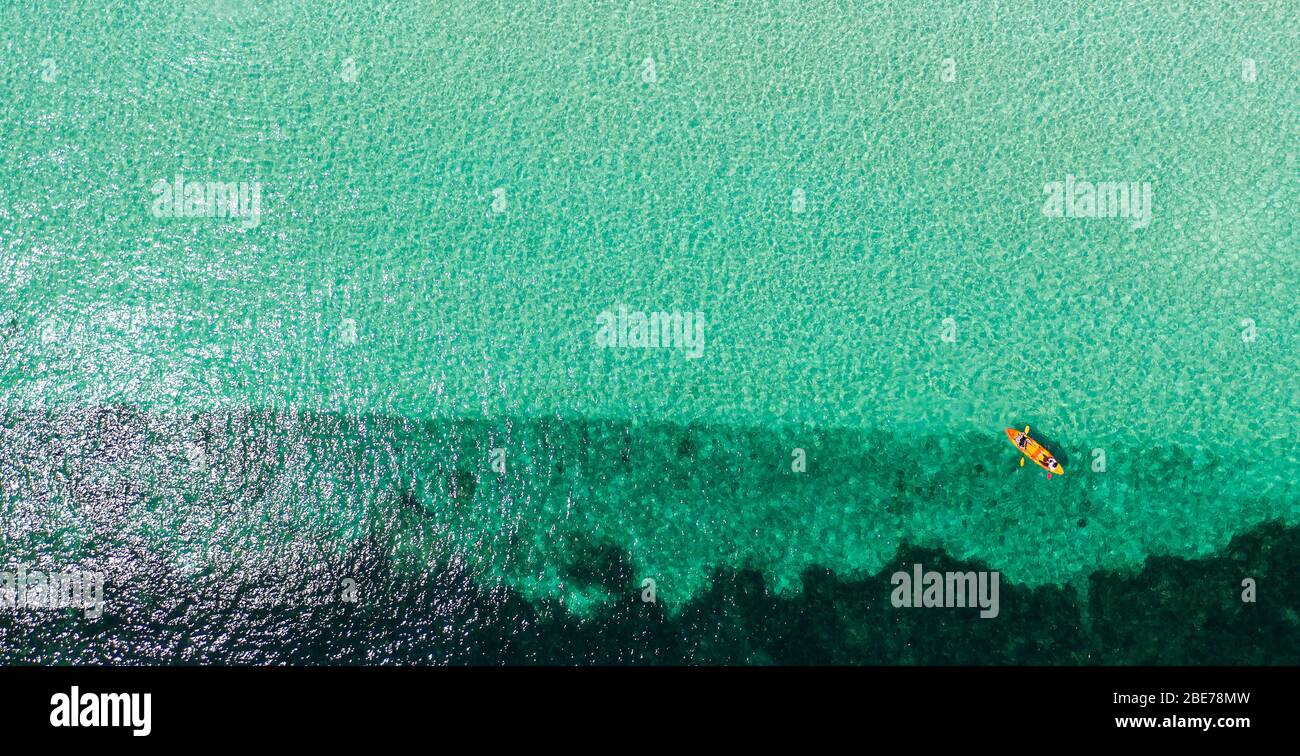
[{"left": 0, "top": 1, "right": 1296, "bottom": 663}]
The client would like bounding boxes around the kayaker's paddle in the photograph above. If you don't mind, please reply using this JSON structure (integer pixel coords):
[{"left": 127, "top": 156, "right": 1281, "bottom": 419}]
[{"left": 1005, "top": 425, "right": 1064, "bottom": 479}]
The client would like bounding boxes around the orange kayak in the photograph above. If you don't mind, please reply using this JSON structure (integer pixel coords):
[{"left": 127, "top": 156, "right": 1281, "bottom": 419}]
[{"left": 1005, "top": 427, "right": 1064, "bottom": 475}]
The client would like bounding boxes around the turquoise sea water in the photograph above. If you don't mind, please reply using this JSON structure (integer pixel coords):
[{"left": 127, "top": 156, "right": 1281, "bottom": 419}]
[{"left": 0, "top": 2, "right": 1296, "bottom": 662}]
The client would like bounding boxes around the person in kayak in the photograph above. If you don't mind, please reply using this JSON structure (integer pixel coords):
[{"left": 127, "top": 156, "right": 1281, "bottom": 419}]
[{"left": 1016, "top": 433, "right": 1030, "bottom": 449}]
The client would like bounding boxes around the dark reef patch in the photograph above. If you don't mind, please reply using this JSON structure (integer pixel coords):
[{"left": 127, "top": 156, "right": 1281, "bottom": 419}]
[
  {"left": 0, "top": 406, "right": 1293, "bottom": 664},
  {"left": 1, "top": 521, "right": 1295, "bottom": 665}
]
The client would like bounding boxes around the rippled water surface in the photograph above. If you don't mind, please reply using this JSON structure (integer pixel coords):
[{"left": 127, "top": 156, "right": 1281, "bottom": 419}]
[{"left": 0, "top": 1, "right": 1296, "bottom": 663}]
